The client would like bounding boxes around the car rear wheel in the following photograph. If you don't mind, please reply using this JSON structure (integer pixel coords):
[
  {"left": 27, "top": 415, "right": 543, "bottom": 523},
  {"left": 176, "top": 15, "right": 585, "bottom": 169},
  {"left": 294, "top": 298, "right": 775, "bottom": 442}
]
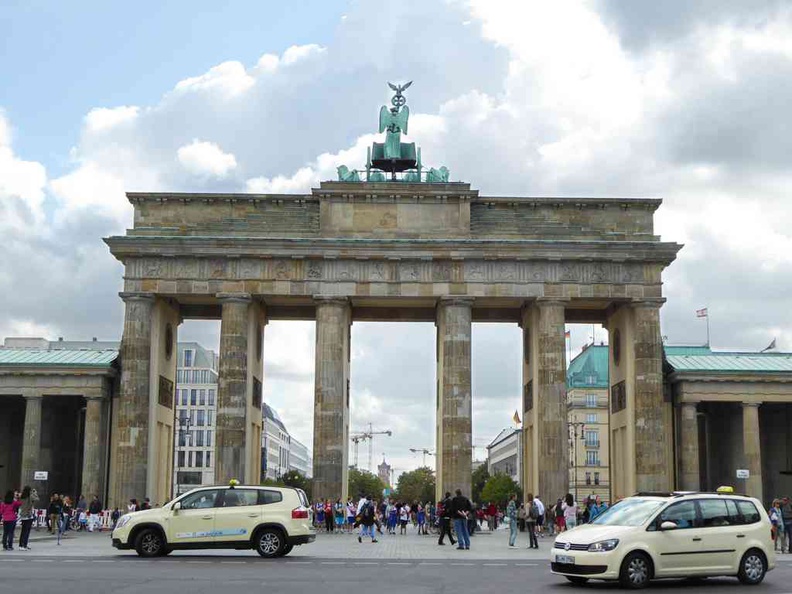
[
  {"left": 738, "top": 549, "right": 767, "bottom": 585},
  {"left": 565, "top": 576, "right": 589, "bottom": 585},
  {"left": 278, "top": 544, "right": 294, "bottom": 557},
  {"left": 255, "top": 528, "right": 285, "bottom": 558},
  {"left": 134, "top": 528, "right": 165, "bottom": 558},
  {"left": 619, "top": 552, "right": 652, "bottom": 589}
]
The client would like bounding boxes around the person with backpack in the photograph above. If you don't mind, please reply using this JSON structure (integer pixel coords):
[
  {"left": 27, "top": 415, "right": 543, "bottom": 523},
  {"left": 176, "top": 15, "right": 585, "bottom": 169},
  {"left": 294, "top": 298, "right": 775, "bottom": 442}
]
[
  {"left": 526, "top": 493, "right": 539, "bottom": 549},
  {"left": 437, "top": 492, "right": 456, "bottom": 546},
  {"left": 357, "top": 495, "right": 378, "bottom": 543},
  {"left": 534, "top": 495, "right": 545, "bottom": 537}
]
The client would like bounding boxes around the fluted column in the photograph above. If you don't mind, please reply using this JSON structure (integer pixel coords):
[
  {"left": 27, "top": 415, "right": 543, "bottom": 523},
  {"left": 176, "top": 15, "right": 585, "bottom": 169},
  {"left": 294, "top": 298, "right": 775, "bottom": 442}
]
[
  {"left": 20, "top": 394, "right": 43, "bottom": 487},
  {"left": 216, "top": 293, "right": 252, "bottom": 484},
  {"left": 632, "top": 300, "right": 670, "bottom": 491},
  {"left": 81, "top": 396, "right": 104, "bottom": 499},
  {"left": 436, "top": 297, "right": 473, "bottom": 499},
  {"left": 678, "top": 402, "right": 700, "bottom": 491},
  {"left": 742, "top": 402, "right": 763, "bottom": 502},
  {"left": 535, "top": 299, "right": 568, "bottom": 502},
  {"left": 312, "top": 297, "right": 351, "bottom": 502},
  {"left": 111, "top": 292, "right": 154, "bottom": 507}
]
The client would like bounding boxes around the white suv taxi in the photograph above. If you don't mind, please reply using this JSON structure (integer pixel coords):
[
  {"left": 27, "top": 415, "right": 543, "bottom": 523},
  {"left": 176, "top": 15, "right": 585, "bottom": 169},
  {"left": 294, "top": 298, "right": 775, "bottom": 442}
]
[
  {"left": 112, "top": 484, "right": 315, "bottom": 558},
  {"left": 552, "top": 489, "right": 775, "bottom": 588}
]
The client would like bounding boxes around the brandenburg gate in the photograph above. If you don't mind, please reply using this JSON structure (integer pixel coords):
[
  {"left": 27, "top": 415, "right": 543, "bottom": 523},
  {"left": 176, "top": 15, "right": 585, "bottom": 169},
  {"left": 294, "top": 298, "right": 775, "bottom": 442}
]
[{"left": 104, "top": 84, "right": 680, "bottom": 507}]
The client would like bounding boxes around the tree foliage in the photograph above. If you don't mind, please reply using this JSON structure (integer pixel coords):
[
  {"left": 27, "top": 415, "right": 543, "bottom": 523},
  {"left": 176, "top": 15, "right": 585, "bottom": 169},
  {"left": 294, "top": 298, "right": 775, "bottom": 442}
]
[
  {"left": 348, "top": 468, "right": 384, "bottom": 500},
  {"left": 480, "top": 473, "right": 522, "bottom": 508},
  {"left": 471, "top": 464, "right": 490, "bottom": 503},
  {"left": 281, "top": 470, "right": 311, "bottom": 499},
  {"left": 395, "top": 466, "right": 436, "bottom": 503}
]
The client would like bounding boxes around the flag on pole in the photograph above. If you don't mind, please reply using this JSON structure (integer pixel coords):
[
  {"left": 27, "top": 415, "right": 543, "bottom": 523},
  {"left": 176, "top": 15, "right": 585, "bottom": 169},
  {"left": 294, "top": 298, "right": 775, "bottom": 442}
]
[
  {"left": 696, "top": 308, "right": 708, "bottom": 318},
  {"left": 761, "top": 338, "right": 777, "bottom": 352},
  {"left": 513, "top": 410, "right": 521, "bottom": 426}
]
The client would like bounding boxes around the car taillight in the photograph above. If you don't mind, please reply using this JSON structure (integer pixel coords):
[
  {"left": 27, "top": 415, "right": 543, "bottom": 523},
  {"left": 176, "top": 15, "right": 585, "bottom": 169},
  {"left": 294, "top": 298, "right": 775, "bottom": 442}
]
[{"left": 292, "top": 507, "right": 309, "bottom": 519}]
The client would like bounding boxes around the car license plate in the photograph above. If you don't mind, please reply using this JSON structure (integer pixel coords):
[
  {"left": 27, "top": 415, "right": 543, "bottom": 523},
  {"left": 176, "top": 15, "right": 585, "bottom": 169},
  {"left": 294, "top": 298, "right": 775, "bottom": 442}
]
[{"left": 556, "top": 555, "right": 575, "bottom": 564}]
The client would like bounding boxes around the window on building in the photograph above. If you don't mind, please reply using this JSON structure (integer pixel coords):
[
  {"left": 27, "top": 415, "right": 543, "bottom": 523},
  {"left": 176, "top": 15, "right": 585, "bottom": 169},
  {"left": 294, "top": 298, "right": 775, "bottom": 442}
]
[
  {"left": 177, "top": 451, "right": 185, "bottom": 467},
  {"left": 585, "top": 394, "right": 598, "bottom": 407},
  {"left": 586, "top": 413, "right": 597, "bottom": 424},
  {"left": 189, "top": 410, "right": 195, "bottom": 425},
  {"left": 208, "top": 389, "right": 215, "bottom": 406},
  {"left": 594, "top": 472, "right": 600, "bottom": 485},
  {"left": 206, "top": 431, "right": 212, "bottom": 447},
  {"left": 586, "top": 451, "right": 599, "bottom": 466},
  {"left": 199, "top": 389, "right": 206, "bottom": 405},
  {"left": 194, "top": 430, "right": 204, "bottom": 447},
  {"left": 206, "top": 452, "right": 211, "bottom": 467},
  {"left": 585, "top": 472, "right": 591, "bottom": 485},
  {"left": 197, "top": 410, "right": 205, "bottom": 427},
  {"left": 585, "top": 430, "right": 599, "bottom": 447},
  {"left": 176, "top": 370, "right": 183, "bottom": 384},
  {"left": 183, "top": 350, "right": 194, "bottom": 368},
  {"left": 202, "top": 370, "right": 209, "bottom": 383},
  {"left": 195, "top": 451, "right": 203, "bottom": 467},
  {"left": 178, "top": 431, "right": 186, "bottom": 447},
  {"left": 188, "top": 451, "right": 193, "bottom": 467},
  {"left": 190, "top": 389, "right": 197, "bottom": 405},
  {"left": 207, "top": 411, "right": 213, "bottom": 426}
]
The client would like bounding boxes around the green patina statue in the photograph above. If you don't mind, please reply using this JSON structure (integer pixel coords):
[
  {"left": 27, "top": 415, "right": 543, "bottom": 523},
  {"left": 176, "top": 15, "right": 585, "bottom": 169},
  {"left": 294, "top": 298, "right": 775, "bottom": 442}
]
[{"left": 337, "top": 82, "right": 449, "bottom": 183}]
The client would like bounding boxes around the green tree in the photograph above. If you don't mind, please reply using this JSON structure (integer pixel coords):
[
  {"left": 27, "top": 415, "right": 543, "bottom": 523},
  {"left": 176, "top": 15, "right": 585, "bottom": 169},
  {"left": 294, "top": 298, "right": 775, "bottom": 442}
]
[
  {"left": 480, "top": 473, "right": 522, "bottom": 508},
  {"left": 281, "top": 469, "right": 311, "bottom": 499},
  {"left": 261, "top": 477, "right": 285, "bottom": 488},
  {"left": 395, "top": 467, "right": 436, "bottom": 503},
  {"left": 471, "top": 464, "right": 490, "bottom": 503},
  {"left": 348, "top": 468, "right": 384, "bottom": 500}
]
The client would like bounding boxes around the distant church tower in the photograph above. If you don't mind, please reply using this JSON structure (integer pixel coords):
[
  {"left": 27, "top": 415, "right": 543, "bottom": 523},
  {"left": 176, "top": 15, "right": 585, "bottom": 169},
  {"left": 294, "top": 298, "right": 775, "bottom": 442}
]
[{"left": 378, "top": 457, "right": 392, "bottom": 488}]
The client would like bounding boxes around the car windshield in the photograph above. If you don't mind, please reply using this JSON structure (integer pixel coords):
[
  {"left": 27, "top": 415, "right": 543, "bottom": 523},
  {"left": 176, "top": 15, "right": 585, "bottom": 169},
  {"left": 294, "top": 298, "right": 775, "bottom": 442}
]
[{"left": 590, "top": 498, "right": 666, "bottom": 527}]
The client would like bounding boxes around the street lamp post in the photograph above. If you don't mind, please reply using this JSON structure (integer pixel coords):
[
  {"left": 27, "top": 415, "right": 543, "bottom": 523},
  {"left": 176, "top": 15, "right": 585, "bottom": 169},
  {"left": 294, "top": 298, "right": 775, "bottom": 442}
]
[
  {"left": 568, "top": 421, "right": 586, "bottom": 505},
  {"left": 174, "top": 414, "right": 192, "bottom": 498}
]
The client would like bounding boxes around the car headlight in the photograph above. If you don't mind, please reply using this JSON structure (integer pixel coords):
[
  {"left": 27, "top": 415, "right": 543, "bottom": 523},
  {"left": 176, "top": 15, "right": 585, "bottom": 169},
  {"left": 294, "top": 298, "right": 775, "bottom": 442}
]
[
  {"left": 115, "top": 515, "right": 132, "bottom": 530},
  {"left": 587, "top": 539, "right": 619, "bottom": 552}
]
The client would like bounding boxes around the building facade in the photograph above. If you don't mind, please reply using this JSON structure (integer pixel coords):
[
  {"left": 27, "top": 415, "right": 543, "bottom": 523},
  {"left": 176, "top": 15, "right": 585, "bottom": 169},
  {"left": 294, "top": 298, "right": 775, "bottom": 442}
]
[
  {"left": 173, "top": 343, "right": 219, "bottom": 495},
  {"left": 486, "top": 428, "right": 521, "bottom": 484},
  {"left": 288, "top": 436, "right": 312, "bottom": 479},
  {"left": 262, "top": 403, "right": 291, "bottom": 481},
  {"left": 566, "top": 344, "right": 610, "bottom": 503},
  {"left": 377, "top": 457, "right": 392, "bottom": 488}
]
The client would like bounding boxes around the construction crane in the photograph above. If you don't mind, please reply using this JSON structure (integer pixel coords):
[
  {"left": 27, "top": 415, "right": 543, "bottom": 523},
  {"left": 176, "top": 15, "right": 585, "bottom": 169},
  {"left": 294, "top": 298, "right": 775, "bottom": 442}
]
[
  {"left": 409, "top": 447, "right": 436, "bottom": 467},
  {"left": 350, "top": 423, "right": 392, "bottom": 471}
]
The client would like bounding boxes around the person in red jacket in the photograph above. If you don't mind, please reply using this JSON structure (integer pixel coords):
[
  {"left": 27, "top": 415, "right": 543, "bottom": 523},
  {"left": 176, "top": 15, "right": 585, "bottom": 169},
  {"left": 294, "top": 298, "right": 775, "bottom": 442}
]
[{"left": 1, "top": 490, "right": 22, "bottom": 551}]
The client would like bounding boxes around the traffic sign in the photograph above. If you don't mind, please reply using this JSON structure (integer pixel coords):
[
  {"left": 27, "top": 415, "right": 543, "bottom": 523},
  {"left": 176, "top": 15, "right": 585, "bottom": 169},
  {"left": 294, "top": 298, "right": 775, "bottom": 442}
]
[
  {"left": 33, "top": 471, "right": 48, "bottom": 481},
  {"left": 736, "top": 469, "right": 750, "bottom": 479}
]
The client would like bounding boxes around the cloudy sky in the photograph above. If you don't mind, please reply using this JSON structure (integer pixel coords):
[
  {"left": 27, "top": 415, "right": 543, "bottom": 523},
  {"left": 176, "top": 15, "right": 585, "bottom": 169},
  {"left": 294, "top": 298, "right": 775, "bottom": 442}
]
[{"left": 2, "top": 0, "right": 790, "bottom": 477}]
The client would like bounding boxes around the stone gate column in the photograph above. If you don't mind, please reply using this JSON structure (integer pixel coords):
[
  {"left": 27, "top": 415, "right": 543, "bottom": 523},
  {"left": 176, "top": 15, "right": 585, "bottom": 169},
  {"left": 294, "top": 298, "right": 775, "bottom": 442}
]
[
  {"left": 312, "top": 297, "right": 351, "bottom": 502},
  {"left": 111, "top": 292, "right": 154, "bottom": 508},
  {"left": 632, "top": 300, "right": 670, "bottom": 492},
  {"left": 678, "top": 401, "right": 700, "bottom": 491},
  {"left": 81, "top": 395, "right": 104, "bottom": 500},
  {"left": 742, "top": 402, "right": 763, "bottom": 502},
  {"left": 436, "top": 297, "right": 473, "bottom": 500},
  {"left": 20, "top": 394, "right": 43, "bottom": 486},
  {"left": 216, "top": 293, "right": 252, "bottom": 484},
  {"left": 535, "top": 299, "right": 568, "bottom": 502}
]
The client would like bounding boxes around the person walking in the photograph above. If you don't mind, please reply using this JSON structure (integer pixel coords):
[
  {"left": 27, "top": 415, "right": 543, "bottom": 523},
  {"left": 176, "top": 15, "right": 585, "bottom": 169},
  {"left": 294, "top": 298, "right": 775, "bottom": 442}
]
[
  {"left": 88, "top": 496, "right": 102, "bottom": 532},
  {"left": 324, "top": 499, "right": 334, "bottom": 533},
  {"left": 562, "top": 493, "right": 578, "bottom": 531},
  {"left": 782, "top": 497, "right": 792, "bottom": 554},
  {"left": 1, "top": 491, "right": 22, "bottom": 551},
  {"left": 451, "top": 489, "right": 472, "bottom": 550},
  {"left": 437, "top": 492, "right": 456, "bottom": 546},
  {"left": 526, "top": 493, "right": 539, "bottom": 549},
  {"left": 534, "top": 495, "right": 545, "bottom": 537},
  {"left": 17, "top": 486, "right": 38, "bottom": 551},
  {"left": 357, "top": 496, "right": 378, "bottom": 543},
  {"left": 48, "top": 494, "right": 62, "bottom": 534},
  {"left": 506, "top": 494, "right": 518, "bottom": 547}
]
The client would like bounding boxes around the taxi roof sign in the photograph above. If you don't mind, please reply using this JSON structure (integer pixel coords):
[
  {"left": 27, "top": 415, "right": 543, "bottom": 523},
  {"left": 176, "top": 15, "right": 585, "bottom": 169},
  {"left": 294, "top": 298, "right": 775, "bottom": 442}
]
[{"left": 716, "top": 485, "right": 735, "bottom": 494}]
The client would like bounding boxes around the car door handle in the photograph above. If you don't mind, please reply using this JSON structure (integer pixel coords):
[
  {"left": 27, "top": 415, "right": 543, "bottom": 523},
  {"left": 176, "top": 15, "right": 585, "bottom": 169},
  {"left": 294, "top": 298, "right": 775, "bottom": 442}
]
[
  {"left": 692, "top": 537, "right": 702, "bottom": 542},
  {"left": 736, "top": 534, "right": 746, "bottom": 538},
  {"left": 201, "top": 516, "right": 212, "bottom": 520},
  {"left": 247, "top": 514, "right": 258, "bottom": 518}
]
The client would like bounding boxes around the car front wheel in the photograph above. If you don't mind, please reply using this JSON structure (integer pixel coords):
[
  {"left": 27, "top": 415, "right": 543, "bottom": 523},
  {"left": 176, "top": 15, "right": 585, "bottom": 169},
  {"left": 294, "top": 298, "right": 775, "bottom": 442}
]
[
  {"left": 619, "top": 552, "right": 652, "bottom": 589},
  {"left": 134, "top": 528, "right": 165, "bottom": 558},
  {"left": 738, "top": 549, "right": 767, "bottom": 585},
  {"left": 255, "top": 528, "right": 285, "bottom": 558}
]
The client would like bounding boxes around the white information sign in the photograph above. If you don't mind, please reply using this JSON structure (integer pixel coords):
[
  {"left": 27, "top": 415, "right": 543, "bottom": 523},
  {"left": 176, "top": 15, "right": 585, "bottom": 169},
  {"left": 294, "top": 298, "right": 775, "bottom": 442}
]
[
  {"left": 736, "top": 469, "right": 750, "bottom": 479},
  {"left": 33, "top": 471, "right": 48, "bottom": 481}
]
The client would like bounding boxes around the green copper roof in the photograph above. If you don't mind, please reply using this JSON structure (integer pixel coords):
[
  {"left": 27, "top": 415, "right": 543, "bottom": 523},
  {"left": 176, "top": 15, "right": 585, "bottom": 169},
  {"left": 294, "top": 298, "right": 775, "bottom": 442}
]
[
  {"left": 666, "top": 348, "right": 792, "bottom": 373},
  {"left": 567, "top": 345, "right": 609, "bottom": 389},
  {"left": 0, "top": 349, "right": 118, "bottom": 367}
]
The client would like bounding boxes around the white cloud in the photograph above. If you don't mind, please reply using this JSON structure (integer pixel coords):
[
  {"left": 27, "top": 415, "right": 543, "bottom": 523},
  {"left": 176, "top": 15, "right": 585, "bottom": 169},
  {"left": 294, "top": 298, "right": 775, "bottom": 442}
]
[
  {"left": 84, "top": 106, "right": 140, "bottom": 134},
  {"left": 177, "top": 139, "right": 238, "bottom": 178},
  {"left": 282, "top": 44, "right": 325, "bottom": 65},
  {"left": 173, "top": 61, "right": 255, "bottom": 98}
]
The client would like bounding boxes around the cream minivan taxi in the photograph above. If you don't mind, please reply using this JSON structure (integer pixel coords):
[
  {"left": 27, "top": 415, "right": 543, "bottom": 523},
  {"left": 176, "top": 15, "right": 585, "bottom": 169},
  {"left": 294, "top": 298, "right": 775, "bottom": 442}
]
[
  {"left": 551, "top": 489, "right": 775, "bottom": 589},
  {"left": 112, "top": 484, "right": 315, "bottom": 558}
]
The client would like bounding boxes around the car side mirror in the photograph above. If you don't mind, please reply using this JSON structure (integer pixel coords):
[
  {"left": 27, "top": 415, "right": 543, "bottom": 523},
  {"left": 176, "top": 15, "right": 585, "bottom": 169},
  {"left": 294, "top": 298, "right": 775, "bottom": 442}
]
[
  {"left": 660, "top": 520, "right": 677, "bottom": 531},
  {"left": 172, "top": 501, "right": 181, "bottom": 512}
]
